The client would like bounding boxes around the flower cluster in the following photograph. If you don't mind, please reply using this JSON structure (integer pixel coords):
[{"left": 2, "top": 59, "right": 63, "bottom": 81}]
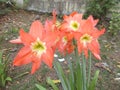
[{"left": 10, "top": 11, "right": 105, "bottom": 74}]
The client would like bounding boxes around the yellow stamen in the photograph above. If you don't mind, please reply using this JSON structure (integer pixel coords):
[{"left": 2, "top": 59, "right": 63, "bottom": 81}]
[
  {"left": 70, "top": 21, "right": 80, "bottom": 31},
  {"left": 80, "top": 34, "right": 92, "bottom": 46},
  {"left": 31, "top": 38, "right": 46, "bottom": 57}
]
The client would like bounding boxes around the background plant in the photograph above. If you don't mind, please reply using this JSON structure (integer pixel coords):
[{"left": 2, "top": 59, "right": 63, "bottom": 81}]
[
  {"left": 108, "top": 1, "right": 120, "bottom": 36},
  {"left": 84, "top": 0, "right": 118, "bottom": 19},
  {"left": 0, "top": 51, "right": 12, "bottom": 87}
]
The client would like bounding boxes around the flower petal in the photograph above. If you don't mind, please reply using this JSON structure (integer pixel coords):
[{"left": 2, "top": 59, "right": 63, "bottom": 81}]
[
  {"left": 81, "top": 18, "right": 93, "bottom": 34},
  {"left": 20, "top": 29, "right": 34, "bottom": 45},
  {"left": 88, "top": 40, "right": 101, "bottom": 60},
  {"left": 13, "top": 46, "right": 32, "bottom": 66},
  {"left": 42, "top": 47, "right": 54, "bottom": 68},
  {"left": 29, "top": 20, "right": 44, "bottom": 39},
  {"left": 31, "top": 61, "right": 41, "bottom": 74},
  {"left": 88, "top": 15, "right": 99, "bottom": 26},
  {"left": 9, "top": 38, "right": 22, "bottom": 44},
  {"left": 92, "top": 28, "right": 105, "bottom": 38}
]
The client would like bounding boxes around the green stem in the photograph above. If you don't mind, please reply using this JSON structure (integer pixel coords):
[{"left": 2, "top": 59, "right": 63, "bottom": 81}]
[
  {"left": 87, "top": 52, "right": 92, "bottom": 88},
  {"left": 73, "top": 39, "right": 79, "bottom": 64},
  {"left": 82, "top": 53, "right": 87, "bottom": 90}
]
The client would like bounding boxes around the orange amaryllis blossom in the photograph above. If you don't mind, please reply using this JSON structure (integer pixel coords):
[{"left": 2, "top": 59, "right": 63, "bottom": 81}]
[
  {"left": 10, "top": 20, "right": 55, "bottom": 74},
  {"left": 56, "top": 31, "right": 74, "bottom": 55},
  {"left": 74, "top": 16, "right": 105, "bottom": 60},
  {"left": 60, "top": 12, "right": 83, "bottom": 32},
  {"left": 44, "top": 10, "right": 61, "bottom": 52}
]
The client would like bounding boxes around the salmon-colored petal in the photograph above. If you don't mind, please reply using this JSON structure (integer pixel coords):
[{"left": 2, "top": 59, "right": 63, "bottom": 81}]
[
  {"left": 63, "top": 15, "right": 69, "bottom": 20},
  {"left": 42, "top": 47, "right": 53, "bottom": 68},
  {"left": 70, "top": 11, "right": 78, "bottom": 17},
  {"left": 93, "top": 53, "right": 101, "bottom": 60},
  {"left": 73, "top": 14, "right": 83, "bottom": 21},
  {"left": 31, "top": 61, "right": 41, "bottom": 74},
  {"left": 20, "top": 29, "right": 34, "bottom": 45},
  {"left": 9, "top": 29, "right": 24, "bottom": 44},
  {"left": 13, "top": 46, "right": 32, "bottom": 66},
  {"left": 88, "top": 40, "right": 101, "bottom": 60},
  {"left": 88, "top": 15, "right": 99, "bottom": 26},
  {"left": 9, "top": 38, "right": 22, "bottom": 44},
  {"left": 29, "top": 20, "right": 44, "bottom": 39},
  {"left": 81, "top": 18, "right": 93, "bottom": 34},
  {"left": 65, "top": 41, "right": 74, "bottom": 54},
  {"left": 77, "top": 41, "right": 83, "bottom": 54},
  {"left": 73, "top": 32, "right": 82, "bottom": 40},
  {"left": 92, "top": 28, "right": 105, "bottom": 38}
]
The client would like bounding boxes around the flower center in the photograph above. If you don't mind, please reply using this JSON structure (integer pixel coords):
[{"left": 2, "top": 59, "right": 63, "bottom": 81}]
[
  {"left": 31, "top": 38, "right": 46, "bottom": 57},
  {"left": 80, "top": 34, "right": 92, "bottom": 46},
  {"left": 70, "top": 21, "right": 80, "bottom": 31}
]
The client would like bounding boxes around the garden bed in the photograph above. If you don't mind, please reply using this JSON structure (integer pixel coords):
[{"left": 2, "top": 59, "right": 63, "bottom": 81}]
[{"left": 0, "top": 10, "right": 120, "bottom": 90}]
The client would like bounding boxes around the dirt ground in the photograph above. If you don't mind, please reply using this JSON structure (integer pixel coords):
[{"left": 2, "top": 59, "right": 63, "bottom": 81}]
[{"left": 0, "top": 9, "right": 120, "bottom": 90}]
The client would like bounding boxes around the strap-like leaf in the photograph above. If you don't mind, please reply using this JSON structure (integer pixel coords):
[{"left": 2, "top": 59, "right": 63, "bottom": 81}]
[
  {"left": 88, "top": 70, "right": 100, "bottom": 90},
  {"left": 35, "top": 84, "right": 46, "bottom": 90}
]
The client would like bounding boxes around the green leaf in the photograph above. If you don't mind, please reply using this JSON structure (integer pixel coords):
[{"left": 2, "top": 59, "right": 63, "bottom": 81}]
[
  {"left": 75, "top": 64, "right": 82, "bottom": 90},
  {"left": 0, "top": 51, "right": 3, "bottom": 63},
  {"left": 88, "top": 70, "right": 100, "bottom": 90},
  {"left": 54, "top": 61, "right": 69, "bottom": 90},
  {"left": 35, "top": 84, "right": 46, "bottom": 90},
  {"left": 5, "top": 77, "right": 12, "bottom": 81},
  {"left": 47, "top": 77, "right": 59, "bottom": 90},
  {"left": 67, "top": 58, "right": 75, "bottom": 90}
]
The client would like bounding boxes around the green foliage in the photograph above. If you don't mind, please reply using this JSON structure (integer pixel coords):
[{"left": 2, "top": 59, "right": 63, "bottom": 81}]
[
  {"left": 108, "top": 13, "right": 120, "bottom": 36},
  {"left": 0, "top": 0, "right": 8, "bottom": 2},
  {"left": 0, "top": 51, "right": 12, "bottom": 87},
  {"left": 35, "top": 45, "right": 99, "bottom": 90},
  {"left": 53, "top": 57, "right": 99, "bottom": 90},
  {"left": 46, "top": 77, "right": 59, "bottom": 90},
  {"left": 84, "top": 0, "right": 117, "bottom": 19},
  {"left": 108, "top": 1, "right": 120, "bottom": 36},
  {"left": 35, "top": 84, "right": 46, "bottom": 90},
  {"left": 35, "top": 77, "right": 59, "bottom": 90}
]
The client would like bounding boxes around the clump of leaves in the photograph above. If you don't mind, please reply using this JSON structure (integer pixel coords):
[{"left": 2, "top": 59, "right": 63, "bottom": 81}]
[
  {"left": 108, "top": 13, "right": 120, "bottom": 36},
  {"left": 84, "top": 0, "right": 117, "bottom": 19},
  {"left": 0, "top": 51, "right": 12, "bottom": 87}
]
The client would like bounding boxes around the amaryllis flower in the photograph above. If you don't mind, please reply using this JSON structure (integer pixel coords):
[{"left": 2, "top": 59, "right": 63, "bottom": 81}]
[
  {"left": 56, "top": 31, "right": 74, "bottom": 55},
  {"left": 60, "top": 12, "right": 83, "bottom": 32},
  {"left": 74, "top": 16, "right": 105, "bottom": 60},
  {"left": 44, "top": 10, "right": 61, "bottom": 52},
  {"left": 10, "top": 20, "right": 54, "bottom": 74}
]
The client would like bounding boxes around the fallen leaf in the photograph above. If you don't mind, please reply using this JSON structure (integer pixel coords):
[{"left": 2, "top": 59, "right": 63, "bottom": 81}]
[
  {"left": 52, "top": 79, "right": 61, "bottom": 84},
  {"left": 95, "top": 62, "right": 112, "bottom": 73},
  {"left": 117, "top": 65, "right": 120, "bottom": 68}
]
